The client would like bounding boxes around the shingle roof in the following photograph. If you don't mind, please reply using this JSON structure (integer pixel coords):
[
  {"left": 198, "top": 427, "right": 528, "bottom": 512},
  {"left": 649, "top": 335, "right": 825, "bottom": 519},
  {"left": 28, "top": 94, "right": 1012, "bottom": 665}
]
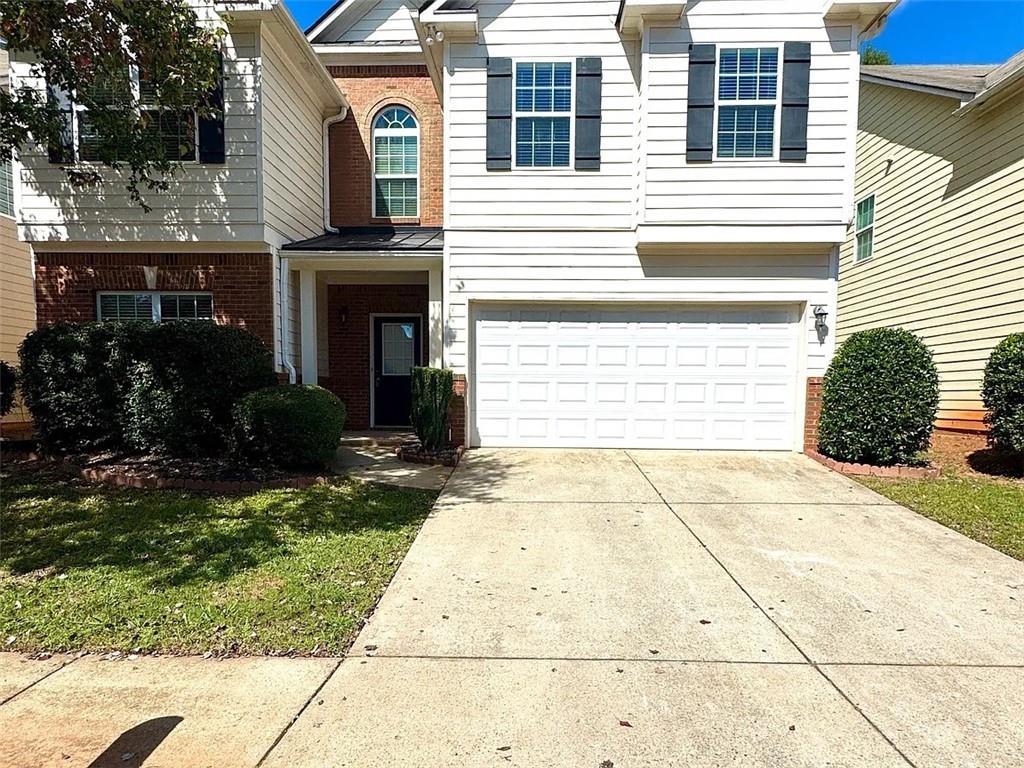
[
  {"left": 282, "top": 227, "right": 444, "bottom": 252},
  {"left": 861, "top": 64, "right": 992, "bottom": 97}
]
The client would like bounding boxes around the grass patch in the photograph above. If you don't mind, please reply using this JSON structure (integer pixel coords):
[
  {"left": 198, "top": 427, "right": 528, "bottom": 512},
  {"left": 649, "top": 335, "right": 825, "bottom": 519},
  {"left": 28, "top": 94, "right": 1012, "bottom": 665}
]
[
  {"left": 0, "top": 466, "right": 437, "bottom": 655},
  {"left": 860, "top": 475, "right": 1024, "bottom": 561}
]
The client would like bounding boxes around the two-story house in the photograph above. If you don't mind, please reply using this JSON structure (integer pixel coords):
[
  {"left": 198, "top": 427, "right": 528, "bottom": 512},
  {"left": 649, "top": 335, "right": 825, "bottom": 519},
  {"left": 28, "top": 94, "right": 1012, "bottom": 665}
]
[
  {"left": 12, "top": 0, "right": 897, "bottom": 453},
  {"left": 284, "top": 0, "right": 895, "bottom": 450}
]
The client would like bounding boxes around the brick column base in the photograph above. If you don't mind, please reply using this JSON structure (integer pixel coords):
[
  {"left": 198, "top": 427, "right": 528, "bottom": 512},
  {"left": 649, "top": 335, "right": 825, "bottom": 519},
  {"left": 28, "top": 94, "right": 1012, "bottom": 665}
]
[
  {"left": 449, "top": 374, "right": 467, "bottom": 447},
  {"left": 804, "top": 377, "right": 824, "bottom": 453}
]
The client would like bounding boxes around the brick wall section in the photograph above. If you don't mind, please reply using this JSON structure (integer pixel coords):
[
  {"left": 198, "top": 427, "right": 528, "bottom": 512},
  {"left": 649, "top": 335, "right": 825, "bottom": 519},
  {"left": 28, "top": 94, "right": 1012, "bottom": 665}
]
[
  {"left": 450, "top": 374, "right": 467, "bottom": 448},
  {"left": 804, "top": 376, "right": 824, "bottom": 453},
  {"left": 34, "top": 253, "right": 274, "bottom": 348},
  {"left": 325, "top": 283, "right": 428, "bottom": 430},
  {"left": 327, "top": 65, "right": 443, "bottom": 227}
]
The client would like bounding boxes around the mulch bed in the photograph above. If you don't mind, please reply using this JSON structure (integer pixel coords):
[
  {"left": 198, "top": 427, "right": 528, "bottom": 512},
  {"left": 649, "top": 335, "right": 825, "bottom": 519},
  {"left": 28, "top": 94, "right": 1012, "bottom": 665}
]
[
  {"left": 396, "top": 442, "right": 464, "bottom": 467},
  {"left": 928, "top": 431, "right": 1022, "bottom": 481}
]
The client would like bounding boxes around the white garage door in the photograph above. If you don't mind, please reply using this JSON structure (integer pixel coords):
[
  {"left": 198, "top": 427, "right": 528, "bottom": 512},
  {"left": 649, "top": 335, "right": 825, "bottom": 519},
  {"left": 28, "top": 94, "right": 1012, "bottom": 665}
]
[{"left": 473, "top": 305, "right": 801, "bottom": 449}]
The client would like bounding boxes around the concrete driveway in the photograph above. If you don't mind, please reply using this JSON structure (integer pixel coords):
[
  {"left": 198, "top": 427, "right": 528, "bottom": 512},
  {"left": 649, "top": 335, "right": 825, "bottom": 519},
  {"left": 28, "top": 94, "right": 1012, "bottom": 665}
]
[
  {"left": 264, "top": 449, "right": 1024, "bottom": 767},
  {"left": 2, "top": 450, "right": 1021, "bottom": 767}
]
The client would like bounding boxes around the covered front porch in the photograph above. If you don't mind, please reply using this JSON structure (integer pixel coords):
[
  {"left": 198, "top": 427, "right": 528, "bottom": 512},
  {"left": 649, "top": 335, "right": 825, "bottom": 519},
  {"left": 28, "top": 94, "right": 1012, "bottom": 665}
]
[{"left": 281, "top": 228, "right": 443, "bottom": 431}]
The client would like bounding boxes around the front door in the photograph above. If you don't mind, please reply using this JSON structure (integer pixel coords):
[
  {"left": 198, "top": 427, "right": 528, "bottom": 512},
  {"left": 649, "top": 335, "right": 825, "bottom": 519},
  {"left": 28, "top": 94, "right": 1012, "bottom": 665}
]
[{"left": 372, "top": 316, "right": 423, "bottom": 427}]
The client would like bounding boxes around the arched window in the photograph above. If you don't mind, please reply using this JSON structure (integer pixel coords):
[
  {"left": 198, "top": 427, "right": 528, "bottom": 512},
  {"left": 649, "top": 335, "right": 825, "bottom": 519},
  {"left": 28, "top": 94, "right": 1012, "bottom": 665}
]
[{"left": 372, "top": 106, "right": 419, "bottom": 218}]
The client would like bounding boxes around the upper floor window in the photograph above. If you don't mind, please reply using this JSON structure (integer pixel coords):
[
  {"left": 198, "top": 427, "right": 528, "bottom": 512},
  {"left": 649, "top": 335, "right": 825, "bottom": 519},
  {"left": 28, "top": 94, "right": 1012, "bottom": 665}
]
[
  {"left": 97, "top": 292, "right": 214, "bottom": 323},
  {"left": 855, "top": 194, "right": 875, "bottom": 262},
  {"left": 0, "top": 160, "right": 13, "bottom": 218},
  {"left": 514, "top": 61, "right": 572, "bottom": 168},
  {"left": 716, "top": 47, "right": 779, "bottom": 159},
  {"left": 373, "top": 106, "right": 418, "bottom": 218}
]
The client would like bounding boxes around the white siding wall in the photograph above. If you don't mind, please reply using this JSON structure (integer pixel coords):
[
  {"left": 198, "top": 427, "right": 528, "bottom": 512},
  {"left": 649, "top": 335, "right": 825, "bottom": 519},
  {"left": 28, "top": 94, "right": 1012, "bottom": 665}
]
[
  {"left": 335, "top": 0, "right": 419, "bottom": 44},
  {"left": 260, "top": 24, "right": 331, "bottom": 243},
  {"left": 13, "top": 9, "right": 263, "bottom": 243},
  {"left": 643, "top": 2, "right": 858, "bottom": 226}
]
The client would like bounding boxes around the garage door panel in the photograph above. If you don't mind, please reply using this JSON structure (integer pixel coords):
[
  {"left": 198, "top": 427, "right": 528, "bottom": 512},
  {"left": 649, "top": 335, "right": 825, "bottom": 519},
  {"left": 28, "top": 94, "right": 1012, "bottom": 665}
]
[{"left": 473, "top": 306, "right": 801, "bottom": 449}]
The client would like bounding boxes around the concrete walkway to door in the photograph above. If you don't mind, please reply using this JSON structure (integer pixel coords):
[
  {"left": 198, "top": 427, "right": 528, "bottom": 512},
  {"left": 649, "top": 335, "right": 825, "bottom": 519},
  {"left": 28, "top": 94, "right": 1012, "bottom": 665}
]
[
  {"left": 264, "top": 449, "right": 1024, "bottom": 767},
  {"left": 2, "top": 450, "right": 1021, "bottom": 767}
]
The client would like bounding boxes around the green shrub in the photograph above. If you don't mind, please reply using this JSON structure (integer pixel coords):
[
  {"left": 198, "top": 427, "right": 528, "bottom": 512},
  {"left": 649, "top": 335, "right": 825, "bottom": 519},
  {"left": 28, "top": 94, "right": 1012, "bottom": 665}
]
[
  {"left": 233, "top": 385, "right": 346, "bottom": 468},
  {"left": 818, "top": 327, "right": 939, "bottom": 466},
  {"left": 19, "top": 321, "right": 275, "bottom": 456},
  {"left": 410, "top": 367, "right": 453, "bottom": 451},
  {"left": 0, "top": 361, "right": 16, "bottom": 417},
  {"left": 120, "top": 322, "right": 277, "bottom": 456},
  {"left": 982, "top": 333, "right": 1024, "bottom": 455},
  {"left": 18, "top": 323, "right": 143, "bottom": 450}
]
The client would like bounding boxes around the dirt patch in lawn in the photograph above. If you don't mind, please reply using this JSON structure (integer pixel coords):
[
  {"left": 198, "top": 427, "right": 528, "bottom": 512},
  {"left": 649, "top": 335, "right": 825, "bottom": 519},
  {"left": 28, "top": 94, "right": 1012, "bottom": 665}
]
[{"left": 929, "top": 432, "right": 1022, "bottom": 482}]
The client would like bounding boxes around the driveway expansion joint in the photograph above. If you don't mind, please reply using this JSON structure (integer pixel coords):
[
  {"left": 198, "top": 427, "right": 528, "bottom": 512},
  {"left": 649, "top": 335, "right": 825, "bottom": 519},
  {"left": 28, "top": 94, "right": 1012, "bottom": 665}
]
[
  {"left": 0, "top": 654, "right": 79, "bottom": 707},
  {"left": 623, "top": 450, "right": 921, "bottom": 768}
]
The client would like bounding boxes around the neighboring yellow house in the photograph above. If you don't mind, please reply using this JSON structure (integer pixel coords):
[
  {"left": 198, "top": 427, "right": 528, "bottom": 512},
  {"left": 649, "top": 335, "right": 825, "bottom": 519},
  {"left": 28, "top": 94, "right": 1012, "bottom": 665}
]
[
  {"left": 838, "top": 52, "right": 1024, "bottom": 433},
  {"left": 0, "top": 40, "right": 36, "bottom": 431}
]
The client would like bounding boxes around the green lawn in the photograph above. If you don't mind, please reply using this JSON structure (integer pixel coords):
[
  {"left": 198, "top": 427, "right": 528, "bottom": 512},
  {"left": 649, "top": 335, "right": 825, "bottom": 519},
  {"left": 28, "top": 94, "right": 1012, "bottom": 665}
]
[
  {"left": 860, "top": 475, "right": 1024, "bottom": 561},
  {"left": 0, "top": 467, "right": 436, "bottom": 655}
]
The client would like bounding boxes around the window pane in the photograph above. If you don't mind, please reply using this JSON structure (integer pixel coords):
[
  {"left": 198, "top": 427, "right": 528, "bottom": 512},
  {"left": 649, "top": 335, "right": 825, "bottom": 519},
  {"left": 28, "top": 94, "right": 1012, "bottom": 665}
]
[
  {"left": 143, "top": 109, "right": 196, "bottom": 162},
  {"left": 0, "top": 160, "right": 13, "bottom": 217},
  {"left": 717, "top": 105, "right": 775, "bottom": 158},
  {"left": 98, "top": 293, "right": 153, "bottom": 322},
  {"left": 515, "top": 61, "right": 572, "bottom": 115},
  {"left": 857, "top": 196, "right": 875, "bottom": 230},
  {"left": 375, "top": 179, "right": 418, "bottom": 217},
  {"left": 516, "top": 117, "right": 570, "bottom": 168},
  {"left": 160, "top": 293, "right": 213, "bottom": 321},
  {"left": 381, "top": 322, "right": 416, "bottom": 376},
  {"left": 856, "top": 229, "right": 873, "bottom": 261},
  {"left": 719, "top": 47, "right": 778, "bottom": 101}
]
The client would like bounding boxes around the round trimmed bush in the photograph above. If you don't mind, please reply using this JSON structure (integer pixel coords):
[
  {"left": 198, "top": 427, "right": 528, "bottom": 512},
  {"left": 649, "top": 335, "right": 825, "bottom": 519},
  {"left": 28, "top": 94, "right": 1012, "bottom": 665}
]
[
  {"left": 120, "top": 322, "right": 277, "bottom": 456},
  {"left": 233, "top": 385, "right": 347, "bottom": 469},
  {"left": 0, "top": 361, "right": 16, "bottom": 417},
  {"left": 817, "top": 327, "right": 939, "bottom": 466},
  {"left": 982, "top": 333, "right": 1024, "bottom": 455}
]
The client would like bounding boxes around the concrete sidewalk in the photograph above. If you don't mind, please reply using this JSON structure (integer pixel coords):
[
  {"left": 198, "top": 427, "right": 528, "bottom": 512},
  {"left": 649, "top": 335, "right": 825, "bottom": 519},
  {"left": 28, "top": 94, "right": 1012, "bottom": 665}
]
[{"left": 2, "top": 450, "right": 1022, "bottom": 767}]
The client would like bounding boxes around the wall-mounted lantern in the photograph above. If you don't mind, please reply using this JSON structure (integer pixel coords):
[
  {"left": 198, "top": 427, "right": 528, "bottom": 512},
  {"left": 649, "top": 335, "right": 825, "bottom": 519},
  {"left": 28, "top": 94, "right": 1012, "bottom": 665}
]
[{"left": 812, "top": 304, "right": 829, "bottom": 342}]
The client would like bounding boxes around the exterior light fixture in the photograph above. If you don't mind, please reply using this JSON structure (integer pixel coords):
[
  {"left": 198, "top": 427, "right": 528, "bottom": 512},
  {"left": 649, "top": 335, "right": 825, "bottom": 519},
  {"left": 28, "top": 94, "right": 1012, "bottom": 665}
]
[{"left": 812, "top": 304, "right": 829, "bottom": 340}]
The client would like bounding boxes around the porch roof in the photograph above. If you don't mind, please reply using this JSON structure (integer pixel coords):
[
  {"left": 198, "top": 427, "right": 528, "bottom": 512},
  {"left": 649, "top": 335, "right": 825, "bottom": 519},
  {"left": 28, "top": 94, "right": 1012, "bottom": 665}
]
[{"left": 282, "top": 227, "right": 444, "bottom": 253}]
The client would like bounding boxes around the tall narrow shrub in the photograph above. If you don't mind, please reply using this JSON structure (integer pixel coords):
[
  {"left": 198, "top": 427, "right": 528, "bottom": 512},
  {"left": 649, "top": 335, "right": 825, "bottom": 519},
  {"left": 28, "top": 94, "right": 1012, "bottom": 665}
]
[
  {"left": 410, "top": 367, "right": 453, "bottom": 451},
  {"left": 0, "top": 361, "right": 16, "bottom": 417},
  {"left": 982, "top": 333, "right": 1024, "bottom": 456},
  {"left": 817, "top": 328, "right": 939, "bottom": 466}
]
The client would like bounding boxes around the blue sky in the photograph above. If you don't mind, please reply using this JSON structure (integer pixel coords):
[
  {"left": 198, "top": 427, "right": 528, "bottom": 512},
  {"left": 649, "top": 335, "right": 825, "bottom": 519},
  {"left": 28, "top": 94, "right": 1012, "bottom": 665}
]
[{"left": 284, "top": 0, "right": 1024, "bottom": 65}]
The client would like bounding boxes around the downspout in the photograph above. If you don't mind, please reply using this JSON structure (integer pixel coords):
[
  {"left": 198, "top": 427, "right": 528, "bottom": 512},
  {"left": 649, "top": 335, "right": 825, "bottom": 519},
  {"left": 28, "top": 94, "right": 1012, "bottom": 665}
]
[{"left": 322, "top": 106, "right": 348, "bottom": 234}]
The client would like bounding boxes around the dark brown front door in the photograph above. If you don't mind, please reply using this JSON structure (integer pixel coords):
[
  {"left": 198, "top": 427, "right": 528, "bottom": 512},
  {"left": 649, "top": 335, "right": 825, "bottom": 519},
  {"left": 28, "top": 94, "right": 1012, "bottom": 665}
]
[{"left": 372, "top": 316, "right": 422, "bottom": 427}]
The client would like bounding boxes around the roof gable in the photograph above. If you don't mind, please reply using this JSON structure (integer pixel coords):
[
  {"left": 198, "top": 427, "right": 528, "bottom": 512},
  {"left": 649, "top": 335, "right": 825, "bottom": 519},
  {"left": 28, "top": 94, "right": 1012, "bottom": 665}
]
[{"left": 309, "top": 0, "right": 418, "bottom": 45}]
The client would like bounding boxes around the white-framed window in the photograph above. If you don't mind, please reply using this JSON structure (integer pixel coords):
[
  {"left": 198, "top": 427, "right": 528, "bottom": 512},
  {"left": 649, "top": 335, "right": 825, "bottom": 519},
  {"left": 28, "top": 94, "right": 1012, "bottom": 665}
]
[
  {"left": 0, "top": 159, "right": 13, "bottom": 218},
  {"left": 513, "top": 61, "right": 573, "bottom": 168},
  {"left": 372, "top": 106, "right": 419, "bottom": 218},
  {"left": 855, "top": 194, "right": 875, "bottom": 262},
  {"left": 97, "top": 292, "right": 214, "bottom": 323},
  {"left": 715, "top": 47, "right": 781, "bottom": 159},
  {"left": 64, "top": 67, "right": 197, "bottom": 164}
]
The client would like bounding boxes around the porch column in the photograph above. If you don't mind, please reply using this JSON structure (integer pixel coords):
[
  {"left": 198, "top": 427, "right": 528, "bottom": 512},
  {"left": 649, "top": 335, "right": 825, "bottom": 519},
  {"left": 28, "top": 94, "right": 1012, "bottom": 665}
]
[
  {"left": 299, "top": 269, "right": 318, "bottom": 386},
  {"left": 428, "top": 262, "right": 443, "bottom": 368}
]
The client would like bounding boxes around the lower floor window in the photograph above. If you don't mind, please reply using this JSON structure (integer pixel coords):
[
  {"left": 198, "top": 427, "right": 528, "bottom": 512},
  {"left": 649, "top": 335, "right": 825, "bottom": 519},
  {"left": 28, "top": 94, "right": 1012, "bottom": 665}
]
[
  {"left": 374, "top": 178, "right": 418, "bottom": 218},
  {"left": 717, "top": 105, "right": 776, "bottom": 159},
  {"left": 97, "top": 292, "right": 214, "bottom": 323}
]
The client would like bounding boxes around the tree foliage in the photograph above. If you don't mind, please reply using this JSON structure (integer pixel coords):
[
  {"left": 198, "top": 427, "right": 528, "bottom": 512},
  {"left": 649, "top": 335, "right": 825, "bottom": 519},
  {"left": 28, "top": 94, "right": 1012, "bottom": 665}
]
[
  {"left": 862, "top": 46, "right": 893, "bottom": 65},
  {"left": 0, "top": 0, "right": 224, "bottom": 209}
]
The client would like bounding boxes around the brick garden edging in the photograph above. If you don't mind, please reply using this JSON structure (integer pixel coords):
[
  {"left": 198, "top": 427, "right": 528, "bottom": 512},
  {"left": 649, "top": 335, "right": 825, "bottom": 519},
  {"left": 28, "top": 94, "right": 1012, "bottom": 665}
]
[
  {"left": 74, "top": 464, "right": 332, "bottom": 494},
  {"left": 807, "top": 450, "right": 941, "bottom": 479},
  {"left": 395, "top": 443, "right": 464, "bottom": 468}
]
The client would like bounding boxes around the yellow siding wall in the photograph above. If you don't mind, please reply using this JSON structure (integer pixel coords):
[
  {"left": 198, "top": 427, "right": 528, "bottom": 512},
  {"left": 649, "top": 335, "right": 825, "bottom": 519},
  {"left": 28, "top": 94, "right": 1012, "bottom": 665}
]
[
  {"left": 0, "top": 215, "right": 35, "bottom": 425},
  {"left": 837, "top": 83, "right": 1024, "bottom": 431}
]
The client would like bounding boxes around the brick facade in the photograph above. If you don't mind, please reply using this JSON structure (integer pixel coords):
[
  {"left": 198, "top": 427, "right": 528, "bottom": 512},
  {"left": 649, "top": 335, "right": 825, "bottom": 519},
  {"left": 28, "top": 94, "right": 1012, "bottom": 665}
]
[
  {"left": 804, "top": 376, "right": 824, "bottom": 453},
  {"left": 325, "top": 283, "right": 429, "bottom": 430},
  {"left": 327, "top": 65, "right": 443, "bottom": 227},
  {"left": 34, "top": 252, "right": 274, "bottom": 348},
  {"left": 450, "top": 374, "right": 468, "bottom": 448}
]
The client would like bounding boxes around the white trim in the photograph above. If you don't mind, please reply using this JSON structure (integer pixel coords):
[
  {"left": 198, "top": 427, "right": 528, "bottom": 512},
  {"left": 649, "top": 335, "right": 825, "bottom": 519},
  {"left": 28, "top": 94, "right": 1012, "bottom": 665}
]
[
  {"left": 853, "top": 192, "right": 875, "bottom": 263},
  {"left": 371, "top": 105, "right": 420, "bottom": 219},
  {"left": 369, "top": 312, "right": 424, "bottom": 428},
  {"left": 299, "top": 270, "right": 318, "bottom": 385},
  {"left": 511, "top": 59, "right": 576, "bottom": 171},
  {"left": 713, "top": 45, "right": 783, "bottom": 162}
]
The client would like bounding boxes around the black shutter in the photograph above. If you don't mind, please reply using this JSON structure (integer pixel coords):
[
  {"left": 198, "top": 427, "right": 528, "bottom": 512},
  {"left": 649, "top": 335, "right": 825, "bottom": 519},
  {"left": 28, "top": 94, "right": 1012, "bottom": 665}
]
[
  {"left": 46, "top": 86, "right": 73, "bottom": 164},
  {"left": 686, "top": 44, "right": 716, "bottom": 163},
  {"left": 198, "top": 50, "right": 225, "bottom": 164},
  {"left": 575, "top": 57, "right": 602, "bottom": 171},
  {"left": 486, "top": 57, "right": 512, "bottom": 171},
  {"left": 781, "top": 42, "right": 811, "bottom": 162}
]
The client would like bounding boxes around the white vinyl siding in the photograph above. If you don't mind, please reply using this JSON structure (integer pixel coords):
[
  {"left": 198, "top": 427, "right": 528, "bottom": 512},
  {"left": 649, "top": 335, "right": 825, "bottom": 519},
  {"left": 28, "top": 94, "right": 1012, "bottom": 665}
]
[
  {"left": 473, "top": 304, "right": 800, "bottom": 449},
  {"left": 321, "top": 0, "right": 419, "bottom": 45},
  {"left": 12, "top": 11, "right": 262, "bottom": 242},
  {"left": 642, "top": 4, "right": 858, "bottom": 227}
]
